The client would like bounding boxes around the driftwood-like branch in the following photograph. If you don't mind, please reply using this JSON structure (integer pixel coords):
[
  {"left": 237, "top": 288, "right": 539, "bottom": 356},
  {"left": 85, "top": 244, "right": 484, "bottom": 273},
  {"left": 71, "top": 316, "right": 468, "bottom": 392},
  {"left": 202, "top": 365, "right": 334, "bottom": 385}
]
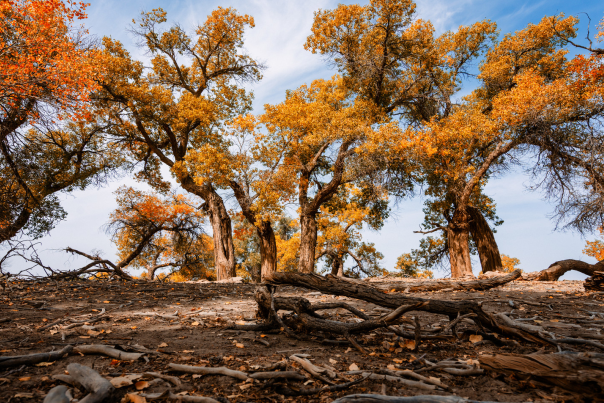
[
  {"left": 168, "top": 363, "right": 248, "bottom": 380},
  {"left": 43, "top": 385, "right": 72, "bottom": 403},
  {"left": 523, "top": 259, "right": 604, "bottom": 281},
  {"left": 0, "top": 345, "right": 73, "bottom": 368},
  {"left": 66, "top": 363, "right": 116, "bottom": 403},
  {"left": 74, "top": 345, "right": 142, "bottom": 361},
  {"left": 137, "top": 391, "right": 221, "bottom": 403}
]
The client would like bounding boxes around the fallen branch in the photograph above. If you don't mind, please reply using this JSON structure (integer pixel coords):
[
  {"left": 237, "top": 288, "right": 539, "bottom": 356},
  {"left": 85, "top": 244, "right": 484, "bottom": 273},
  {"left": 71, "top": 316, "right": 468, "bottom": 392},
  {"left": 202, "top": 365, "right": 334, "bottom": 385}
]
[
  {"left": 43, "top": 385, "right": 72, "bottom": 403},
  {"left": 74, "top": 345, "right": 142, "bottom": 361},
  {"left": 143, "top": 371, "right": 182, "bottom": 386},
  {"left": 0, "top": 345, "right": 72, "bottom": 368},
  {"left": 168, "top": 363, "right": 248, "bottom": 380},
  {"left": 248, "top": 370, "right": 306, "bottom": 380},
  {"left": 523, "top": 259, "right": 604, "bottom": 281},
  {"left": 375, "top": 270, "right": 521, "bottom": 292},
  {"left": 66, "top": 363, "right": 116, "bottom": 403},
  {"left": 349, "top": 372, "right": 437, "bottom": 391},
  {"left": 275, "top": 374, "right": 370, "bottom": 396}
]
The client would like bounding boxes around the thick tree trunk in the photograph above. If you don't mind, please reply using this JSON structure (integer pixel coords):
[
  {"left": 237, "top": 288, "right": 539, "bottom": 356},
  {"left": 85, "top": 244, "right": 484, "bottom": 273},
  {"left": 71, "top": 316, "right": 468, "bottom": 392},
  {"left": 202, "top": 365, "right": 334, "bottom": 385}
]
[
  {"left": 298, "top": 212, "right": 318, "bottom": 273},
  {"left": 468, "top": 206, "right": 503, "bottom": 273},
  {"left": 330, "top": 254, "right": 345, "bottom": 276},
  {"left": 524, "top": 259, "right": 604, "bottom": 281},
  {"left": 447, "top": 226, "right": 473, "bottom": 278},
  {"left": 179, "top": 177, "right": 236, "bottom": 280},
  {"left": 257, "top": 221, "right": 277, "bottom": 281},
  {"left": 0, "top": 207, "right": 32, "bottom": 244},
  {"left": 205, "top": 191, "right": 235, "bottom": 281},
  {"left": 147, "top": 266, "right": 156, "bottom": 280}
]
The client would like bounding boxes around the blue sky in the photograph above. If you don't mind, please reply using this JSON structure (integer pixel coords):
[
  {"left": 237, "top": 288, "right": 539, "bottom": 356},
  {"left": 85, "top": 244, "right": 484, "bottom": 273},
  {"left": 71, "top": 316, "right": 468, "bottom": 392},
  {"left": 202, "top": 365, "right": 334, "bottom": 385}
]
[{"left": 13, "top": 0, "right": 603, "bottom": 279}]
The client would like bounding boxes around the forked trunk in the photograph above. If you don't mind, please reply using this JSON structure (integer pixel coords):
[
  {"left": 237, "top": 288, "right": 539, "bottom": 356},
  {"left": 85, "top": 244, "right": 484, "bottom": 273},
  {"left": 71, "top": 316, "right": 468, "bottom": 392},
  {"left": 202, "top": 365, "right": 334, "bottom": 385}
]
[
  {"left": 330, "top": 254, "right": 344, "bottom": 277},
  {"left": 257, "top": 221, "right": 277, "bottom": 281},
  {"left": 298, "top": 213, "right": 318, "bottom": 273},
  {"left": 147, "top": 266, "right": 156, "bottom": 280},
  {"left": 468, "top": 206, "right": 503, "bottom": 273},
  {"left": 205, "top": 191, "right": 236, "bottom": 281},
  {"left": 447, "top": 226, "right": 473, "bottom": 278}
]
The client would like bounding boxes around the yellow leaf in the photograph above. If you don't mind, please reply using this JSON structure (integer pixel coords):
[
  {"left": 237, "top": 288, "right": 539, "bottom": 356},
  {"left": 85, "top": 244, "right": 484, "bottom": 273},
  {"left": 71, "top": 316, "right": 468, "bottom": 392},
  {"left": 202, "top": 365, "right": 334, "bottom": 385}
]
[
  {"left": 191, "top": 322, "right": 199, "bottom": 326},
  {"left": 135, "top": 381, "right": 149, "bottom": 390},
  {"left": 235, "top": 343, "right": 244, "bottom": 348},
  {"left": 349, "top": 363, "right": 359, "bottom": 371},
  {"left": 34, "top": 362, "right": 54, "bottom": 367},
  {"left": 19, "top": 377, "right": 31, "bottom": 381},
  {"left": 469, "top": 334, "right": 483, "bottom": 343}
]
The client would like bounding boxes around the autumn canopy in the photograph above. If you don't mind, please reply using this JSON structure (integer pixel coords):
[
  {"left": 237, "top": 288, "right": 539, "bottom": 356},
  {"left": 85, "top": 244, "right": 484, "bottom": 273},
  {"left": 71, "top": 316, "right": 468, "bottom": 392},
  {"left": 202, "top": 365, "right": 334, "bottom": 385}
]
[{"left": 1, "top": 0, "right": 604, "bottom": 283}]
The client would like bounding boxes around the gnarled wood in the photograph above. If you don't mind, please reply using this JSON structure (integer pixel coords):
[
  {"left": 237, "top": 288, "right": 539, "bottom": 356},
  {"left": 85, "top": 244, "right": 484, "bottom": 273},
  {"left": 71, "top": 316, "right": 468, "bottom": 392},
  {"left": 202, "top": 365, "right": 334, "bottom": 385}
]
[
  {"left": 523, "top": 259, "right": 604, "bottom": 281},
  {"left": 468, "top": 206, "right": 503, "bottom": 273},
  {"left": 374, "top": 269, "right": 521, "bottom": 292}
]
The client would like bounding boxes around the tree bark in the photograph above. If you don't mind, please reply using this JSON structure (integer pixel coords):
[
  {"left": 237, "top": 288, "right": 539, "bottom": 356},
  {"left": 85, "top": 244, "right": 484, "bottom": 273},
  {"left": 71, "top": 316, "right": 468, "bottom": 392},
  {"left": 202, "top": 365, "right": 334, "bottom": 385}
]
[
  {"left": 373, "top": 269, "right": 521, "bottom": 292},
  {"left": 205, "top": 191, "right": 236, "bottom": 281},
  {"left": 446, "top": 225, "right": 473, "bottom": 278},
  {"left": 524, "top": 259, "right": 604, "bottom": 281},
  {"left": 258, "top": 221, "right": 277, "bottom": 280},
  {"left": 330, "top": 254, "right": 344, "bottom": 276},
  {"left": 468, "top": 206, "right": 503, "bottom": 273},
  {"left": 298, "top": 212, "right": 318, "bottom": 273}
]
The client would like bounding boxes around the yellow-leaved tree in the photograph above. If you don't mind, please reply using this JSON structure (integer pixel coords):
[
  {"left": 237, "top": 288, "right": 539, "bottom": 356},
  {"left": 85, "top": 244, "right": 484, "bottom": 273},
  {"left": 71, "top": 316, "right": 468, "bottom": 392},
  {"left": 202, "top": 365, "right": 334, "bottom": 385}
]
[{"left": 93, "top": 7, "right": 263, "bottom": 280}]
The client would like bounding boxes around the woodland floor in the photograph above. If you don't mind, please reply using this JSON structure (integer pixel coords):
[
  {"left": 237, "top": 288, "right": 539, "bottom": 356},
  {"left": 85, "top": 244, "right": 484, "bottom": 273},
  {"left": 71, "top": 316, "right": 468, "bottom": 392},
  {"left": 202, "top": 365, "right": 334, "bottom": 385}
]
[{"left": 0, "top": 278, "right": 601, "bottom": 402}]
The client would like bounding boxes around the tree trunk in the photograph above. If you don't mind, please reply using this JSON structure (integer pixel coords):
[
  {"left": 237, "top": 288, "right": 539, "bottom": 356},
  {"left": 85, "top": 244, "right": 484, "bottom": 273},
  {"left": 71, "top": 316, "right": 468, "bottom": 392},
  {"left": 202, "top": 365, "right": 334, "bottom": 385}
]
[
  {"left": 205, "top": 191, "right": 236, "bottom": 281},
  {"left": 524, "top": 259, "right": 604, "bottom": 281},
  {"left": 147, "top": 266, "right": 156, "bottom": 280},
  {"left": 447, "top": 226, "right": 473, "bottom": 278},
  {"left": 298, "top": 212, "right": 318, "bottom": 273},
  {"left": 257, "top": 220, "right": 277, "bottom": 281},
  {"left": 468, "top": 206, "right": 503, "bottom": 273},
  {"left": 330, "top": 254, "right": 344, "bottom": 276}
]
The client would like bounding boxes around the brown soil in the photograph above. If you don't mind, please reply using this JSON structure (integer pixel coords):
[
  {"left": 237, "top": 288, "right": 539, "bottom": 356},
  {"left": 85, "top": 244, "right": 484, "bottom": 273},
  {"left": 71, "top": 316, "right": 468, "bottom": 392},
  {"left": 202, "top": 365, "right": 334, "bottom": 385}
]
[{"left": 0, "top": 279, "right": 601, "bottom": 402}]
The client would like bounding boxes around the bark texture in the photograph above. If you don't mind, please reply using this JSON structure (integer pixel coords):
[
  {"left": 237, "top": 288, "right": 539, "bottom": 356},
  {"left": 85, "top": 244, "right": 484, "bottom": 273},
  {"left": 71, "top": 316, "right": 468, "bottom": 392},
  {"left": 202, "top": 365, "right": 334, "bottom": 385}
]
[
  {"left": 374, "top": 269, "right": 521, "bottom": 292},
  {"left": 258, "top": 221, "right": 277, "bottom": 280},
  {"left": 298, "top": 213, "right": 319, "bottom": 273},
  {"left": 524, "top": 259, "right": 604, "bottom": 281},
  {"left": 468, "top": 207, "right": 503, "bottom": 273},
  {"left": 446, "top": 226, "right": 473, "bottom": 278},
  {"left": 180, "top": 177, "right": 236, "bottom": 280}
]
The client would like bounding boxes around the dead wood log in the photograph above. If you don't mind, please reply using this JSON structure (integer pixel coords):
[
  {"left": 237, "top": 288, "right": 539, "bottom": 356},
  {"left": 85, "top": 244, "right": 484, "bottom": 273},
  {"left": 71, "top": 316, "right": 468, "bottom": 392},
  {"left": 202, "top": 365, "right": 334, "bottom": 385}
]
[
  {"left": 479, "top": 352, "right": 604, "bottom": 394},
  {"left": 0, "top": 345, "right": 72, "bottom": 368},
  {"left": 584, "top": 271, "right": 604, "bottom": 291},
  {"left": 332, "top": 395, "right": 502, "bottom": 403},
  {"left": 263, "top": 273, "right": 553, "bottom": 344},
  {"left": 376, "top": 270, "right": 521, "bottom": 292},
  {"left": 66, "top": 363, "right": 116, "bottom": 403},
  {"left": 523, "top": 259, "right": 604, "bottom": 281},
  {"left": 168, "top": 363, "right": 248, "bottom": 380},
  {"left": 74, "top": 344, "right": 142, "bottom": 361}
]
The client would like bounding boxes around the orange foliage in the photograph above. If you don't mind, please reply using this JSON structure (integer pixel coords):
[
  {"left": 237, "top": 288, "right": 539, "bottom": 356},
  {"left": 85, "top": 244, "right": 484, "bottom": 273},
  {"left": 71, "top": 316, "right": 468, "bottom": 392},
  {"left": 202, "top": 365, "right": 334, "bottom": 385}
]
[
  {"left": 584, "top": 228, "right": 604, "bottom": 262},
  {"left": 0, "top": 0, "right": 99, "bottom": 128}
]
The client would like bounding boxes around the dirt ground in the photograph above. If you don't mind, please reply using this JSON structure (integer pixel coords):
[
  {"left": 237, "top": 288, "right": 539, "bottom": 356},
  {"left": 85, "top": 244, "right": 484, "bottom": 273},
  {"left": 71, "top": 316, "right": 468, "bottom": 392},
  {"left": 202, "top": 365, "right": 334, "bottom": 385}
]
[{"left": 0, "top": 278, "right": 601, "bottom": 402}]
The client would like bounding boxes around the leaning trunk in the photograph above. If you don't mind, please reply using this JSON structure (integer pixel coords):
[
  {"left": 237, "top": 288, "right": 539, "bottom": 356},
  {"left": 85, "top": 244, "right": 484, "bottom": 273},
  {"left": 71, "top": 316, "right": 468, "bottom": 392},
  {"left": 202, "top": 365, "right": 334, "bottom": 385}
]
[
  {"left": 447, "top": 226, "right": 473, "bottom": 278},
  {"left": 205, "top": 191, "right": 236, "bottom": 281},
  {"left": 257, "top": 221, "right": 277, "bottom": 281},
  {"left": 330, "top": 254, "right": 344, "bottom": 277},
  {"left": 468, "top": 206, "right": 503, "bottom": 273},
  {"left": 298, "top": 213, "right": 318, "bottom": 273}
]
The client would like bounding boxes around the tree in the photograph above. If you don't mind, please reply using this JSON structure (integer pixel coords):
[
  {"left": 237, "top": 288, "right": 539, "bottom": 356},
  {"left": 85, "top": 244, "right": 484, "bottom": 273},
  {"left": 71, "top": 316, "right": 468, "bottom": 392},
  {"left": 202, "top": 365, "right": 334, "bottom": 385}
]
[
  {"left": 91, "top": 187, "right": 210, "bottom": 280},
  {"left": 315, "top": 184, "right": 388, "bottom": 277},
  {"left": 394, "top": 252, "right": 433, "bottom": 278},
  {"left": 183, "top": 114, "right": 295, "bottom": 280},
  {"left": 95, "top": 7, "right": 263, "bottom": 280},
  {"left": 387, "top": 14, "right": 580, "bottom": 277},
  {"left": 257, "top": 77, "right": 388, "bottom": 273},
  {"left": 1, "top": 0, "right": 98, "bottom": 143},
  {"left": 500, "top": 254, "right": 521, "bottom": 273},
  {"left": 0, "top": 122, "right": 123, "bottom": 244}
]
